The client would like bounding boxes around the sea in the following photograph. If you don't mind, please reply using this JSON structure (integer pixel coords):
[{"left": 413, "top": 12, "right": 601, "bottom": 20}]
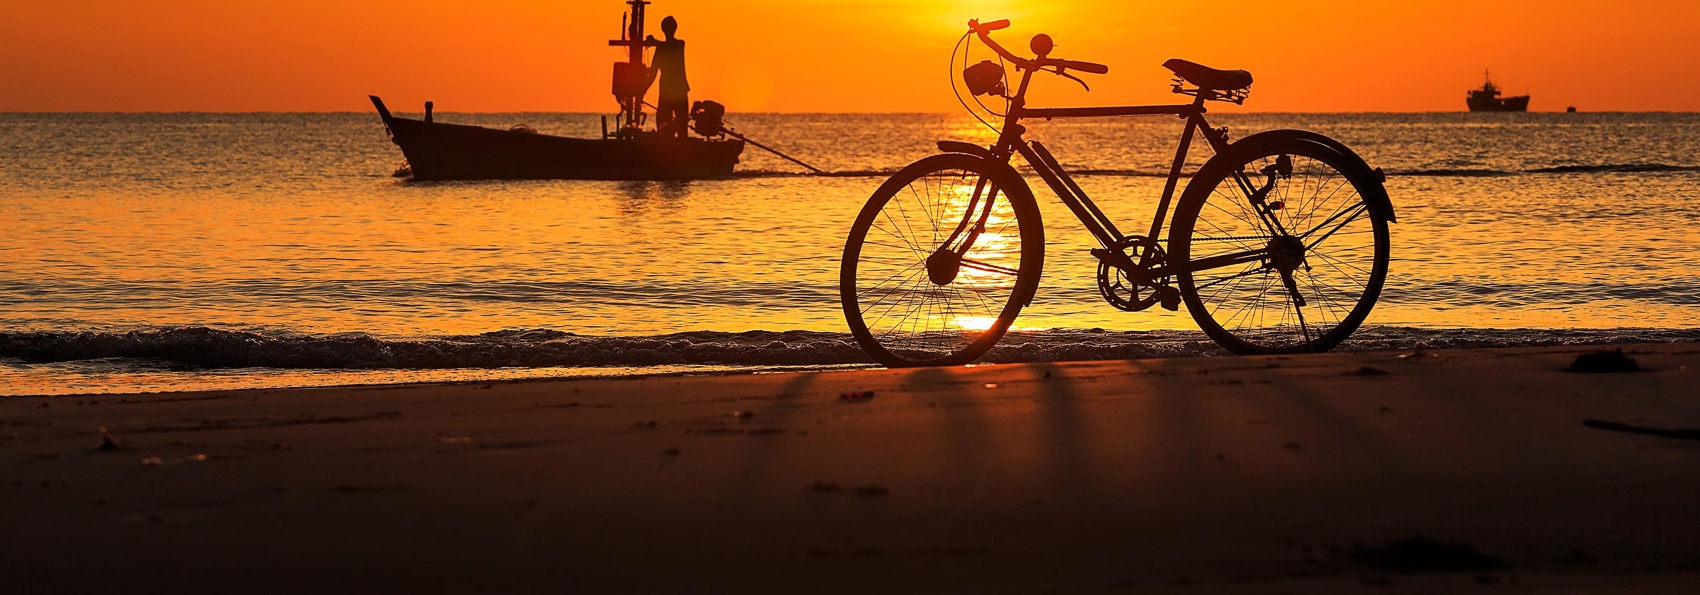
[{"left": 3, "top": 111, "right": 1699, "bottom": 395}]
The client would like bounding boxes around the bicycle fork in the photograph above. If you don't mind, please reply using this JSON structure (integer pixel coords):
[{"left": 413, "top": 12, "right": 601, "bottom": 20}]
[{"left": 927, "top": 174, "right": 1013, "bottom": 286}]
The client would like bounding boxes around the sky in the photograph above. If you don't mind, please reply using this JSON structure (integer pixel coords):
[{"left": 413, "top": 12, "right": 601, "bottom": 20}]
[{"left": 3, "top": 0, "right": 1699, "bottom": 112}]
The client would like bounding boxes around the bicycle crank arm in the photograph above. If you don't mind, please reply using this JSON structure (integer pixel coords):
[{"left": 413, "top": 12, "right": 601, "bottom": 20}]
[{"left": 1089, "top": 247, "right": 1139, "bottom": 272}]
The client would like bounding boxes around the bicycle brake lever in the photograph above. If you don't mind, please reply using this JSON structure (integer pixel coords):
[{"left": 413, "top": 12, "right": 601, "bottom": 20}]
[{"left": 1053, "top": 68, "right": 1091, "bottom": 92}]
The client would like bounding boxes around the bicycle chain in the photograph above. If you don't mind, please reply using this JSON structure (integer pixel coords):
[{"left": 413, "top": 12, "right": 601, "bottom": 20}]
[{"left": 1193, "top": 234, "right": 1273, "bottom": 242}]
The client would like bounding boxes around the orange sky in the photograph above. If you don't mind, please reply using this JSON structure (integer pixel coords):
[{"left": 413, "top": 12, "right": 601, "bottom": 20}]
[{"left": 3, "top": 0, "right": 1698, "bottom": 112}]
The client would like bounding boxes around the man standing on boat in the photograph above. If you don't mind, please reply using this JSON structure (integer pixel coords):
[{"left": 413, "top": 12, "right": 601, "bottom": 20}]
[{"left": 646, "top": 16, "right": 690, "bottom": 139}]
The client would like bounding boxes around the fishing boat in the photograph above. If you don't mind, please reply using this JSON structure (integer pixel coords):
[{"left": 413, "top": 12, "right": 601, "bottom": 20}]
[
  {"left": 370, "top": 0, "right": 744, "bottom": 181},
  {"left": 1465, "top": 70, "right": 1529, "bottom": 112}
]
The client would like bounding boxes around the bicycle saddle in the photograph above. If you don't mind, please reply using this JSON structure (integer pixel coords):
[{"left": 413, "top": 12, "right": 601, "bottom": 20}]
[{"left": 1162, "top": 59, "right": 1253, "bottom": 90}]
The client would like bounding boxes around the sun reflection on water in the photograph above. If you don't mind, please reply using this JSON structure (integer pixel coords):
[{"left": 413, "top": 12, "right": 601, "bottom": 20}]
[{"left": 952, "top": 315, "right": 999, "bottom": 332}]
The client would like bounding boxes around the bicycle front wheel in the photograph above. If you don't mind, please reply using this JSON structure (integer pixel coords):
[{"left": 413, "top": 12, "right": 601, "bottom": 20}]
[
  {"left": 840, "top": 153, "right": 1044, "bottom": 367},
  {"left": 1170, "top": 135, "right": 1390, "bottom": 354}
]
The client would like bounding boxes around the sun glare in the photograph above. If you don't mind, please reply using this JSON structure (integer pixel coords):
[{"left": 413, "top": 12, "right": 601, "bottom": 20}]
[
  {"left": 953, "top": 315, "right": 999, "bottom": 332},
  {"left": 931, "top": 0, "right": 1034, "bottom": 31}
]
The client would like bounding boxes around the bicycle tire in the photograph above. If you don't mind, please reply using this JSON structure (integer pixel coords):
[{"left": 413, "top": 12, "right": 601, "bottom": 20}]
[
  {"left": 840, "top": 153, "right": 1044, "bottom": 367},
  {"left": 1170, "top": 132, "right": 1390, "bottom": 354}
]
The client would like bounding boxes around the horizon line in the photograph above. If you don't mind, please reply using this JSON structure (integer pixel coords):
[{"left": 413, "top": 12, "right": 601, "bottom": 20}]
[{"left": 4, "top": 109, "right": 1692, "bottom": 115}]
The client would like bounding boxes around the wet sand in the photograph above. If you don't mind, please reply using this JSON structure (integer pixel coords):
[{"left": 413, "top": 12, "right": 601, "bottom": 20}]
[{"left": 4, "top": 343, "right": 1699, "bottom": 593}]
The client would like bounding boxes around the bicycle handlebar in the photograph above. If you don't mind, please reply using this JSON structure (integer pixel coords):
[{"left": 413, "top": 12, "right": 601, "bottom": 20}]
[
  {"left": 968, "top": 18, "right": 1109, "bottom": 77},
  {"left": 968, "top": 19, "right": 1028, "bottom": 68},
  {"left": 1053, "top": 59, "right": 1109, "bottom": 75}
]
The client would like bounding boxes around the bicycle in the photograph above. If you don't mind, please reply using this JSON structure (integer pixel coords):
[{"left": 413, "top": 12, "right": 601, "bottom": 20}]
[{"left": 840, "top": 19, "right": 1395, "bottom": 367}]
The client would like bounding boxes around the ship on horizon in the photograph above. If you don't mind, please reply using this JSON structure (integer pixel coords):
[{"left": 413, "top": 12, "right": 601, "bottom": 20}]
[{"left": 1466, "top": 70, "right": 1529, "bottom": 112}]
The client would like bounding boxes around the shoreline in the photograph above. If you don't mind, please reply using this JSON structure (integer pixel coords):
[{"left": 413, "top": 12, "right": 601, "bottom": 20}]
[
  {"left": 8, "top": 325, "right": 1700, "bottom": 397},
  {"left": 5, "top": 342, "right": 1699, "bottom": 592}
]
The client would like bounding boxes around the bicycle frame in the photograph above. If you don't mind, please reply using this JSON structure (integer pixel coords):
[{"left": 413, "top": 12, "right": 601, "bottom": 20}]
[
  {"left": 940, "top": 63, "right": 1289, "bottom": 285},
  {"left": 841, "top": 21, "right": 1393, "bottom": 365}
]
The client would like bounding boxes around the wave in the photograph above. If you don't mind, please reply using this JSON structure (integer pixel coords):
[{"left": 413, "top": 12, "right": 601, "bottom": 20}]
[
  {"left": 733, "top": 168, "right": 1173, "bottom": 178},
  {"left": 738, "top": 163, "right": 1700, "bottom": 180},
  {"left": 4, "top": 326, "right": 1698, "bottom": 371},
  {"left": 731, "top": 169, "right": 891, "bottom": 179},
  {"left": 1391, "top": 279, "right": 1700, "bottom": 307},
  {"left": 1394, "top": 168, "right": 1517, "bottom": 177},
  {"left": 1523, "top": 163, "right": 1700, "bottom": 174},
  {"left": 1395, "top": 163, "right": 1700, "bottom": 177}
]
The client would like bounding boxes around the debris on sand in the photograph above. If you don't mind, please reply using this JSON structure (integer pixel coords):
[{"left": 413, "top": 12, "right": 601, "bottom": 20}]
[
  {"left": 1344, "top": 366, "right": 1391, "bottom": 376},
  {"left": 1349, "top": 536, "right": 1507, "bottom": 573},
  {"left": 93, "top": 426, "right": 119, "bottom": 451},
  {"left": 838, "top": 391, "right": 875, "bottom": 402},
  {"left": 1567, "top": 349, "right": 1639, "bottom": 373},
  {"left": 1583, "top": 419, "right": 1700, "bottom": 442}
]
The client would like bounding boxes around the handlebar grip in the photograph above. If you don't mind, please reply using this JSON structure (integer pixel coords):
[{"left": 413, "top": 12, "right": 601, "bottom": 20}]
[
  {"left": 973, "top": 19, "right": 1010, "bottom": 32},
  {"left": 1060, "top": 60, "right": 1109, "bottom": 75}
]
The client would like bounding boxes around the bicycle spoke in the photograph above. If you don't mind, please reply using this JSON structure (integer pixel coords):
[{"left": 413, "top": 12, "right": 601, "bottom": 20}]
[
  {"left": 1193, "top": 264, "right": 1267, "bottom": 293},
  {"left": 959, "top": 257, "right": 1019, "bottom": 276},
  {"left": 1300, "top": 202, "right": 1368, "bottom": 250}
]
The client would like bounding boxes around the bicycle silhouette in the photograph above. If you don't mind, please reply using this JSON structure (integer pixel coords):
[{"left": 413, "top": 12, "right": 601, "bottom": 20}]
[{"left": 841, "top": 19, "right": 1396, "bottom": 367}]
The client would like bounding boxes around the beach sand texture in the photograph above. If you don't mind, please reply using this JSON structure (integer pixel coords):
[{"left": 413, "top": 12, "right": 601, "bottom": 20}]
[{"left": 5, "top": 343, "right": 1699, "bottom": 592}]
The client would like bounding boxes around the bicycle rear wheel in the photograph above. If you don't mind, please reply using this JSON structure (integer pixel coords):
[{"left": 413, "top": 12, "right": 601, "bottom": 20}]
[
  {"left": 840, "top": 153, "right": 1044, "bottom": 367},
  {"left": 1170, "top": 135, "right": 1389, "bottom": 354}
]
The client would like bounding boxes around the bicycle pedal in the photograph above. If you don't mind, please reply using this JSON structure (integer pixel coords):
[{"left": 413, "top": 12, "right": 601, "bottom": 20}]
[{"left": 1156, "top": 286, "right": 1181, "bottom": 311}]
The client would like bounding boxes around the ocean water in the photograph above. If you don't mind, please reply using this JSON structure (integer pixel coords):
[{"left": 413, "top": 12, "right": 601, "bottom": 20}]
[{"left": 3, "top": 111, "right": 1699, "bottom": 395}]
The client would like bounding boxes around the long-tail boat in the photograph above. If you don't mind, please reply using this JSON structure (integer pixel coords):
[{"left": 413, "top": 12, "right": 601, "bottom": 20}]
[{"left": 370, "top": 0, "right": 743, "bottom": 180}]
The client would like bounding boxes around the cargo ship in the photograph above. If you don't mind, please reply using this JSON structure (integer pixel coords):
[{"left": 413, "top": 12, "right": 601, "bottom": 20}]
[{"left": 1465, "top": 70, "right": 1529, "bottom": 112}]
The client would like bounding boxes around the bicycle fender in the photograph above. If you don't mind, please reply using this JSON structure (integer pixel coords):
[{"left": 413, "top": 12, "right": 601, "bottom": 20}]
[
  {"left": 1232, "top": 130, "right": 1397, "bottom": 223},
  {"left": 936, "top": 140, "right": 995, "bottom": 160}
]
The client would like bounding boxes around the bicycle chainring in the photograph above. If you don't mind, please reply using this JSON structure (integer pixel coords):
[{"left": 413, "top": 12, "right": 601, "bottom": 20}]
[{"left": 1096, "top": 236, "right": 1173, "bottom": 312}]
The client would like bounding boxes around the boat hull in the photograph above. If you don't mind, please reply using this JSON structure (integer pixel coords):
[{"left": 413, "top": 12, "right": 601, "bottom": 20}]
[
  {"left": 1466, "top": 95, "right": 1530, "bottom": 112},
  {"left": 373, "top": 99, "right": 743, "bottom": 181}
]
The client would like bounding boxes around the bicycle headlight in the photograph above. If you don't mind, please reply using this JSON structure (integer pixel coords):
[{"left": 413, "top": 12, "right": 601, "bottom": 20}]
[{"left": 963, "top": 60, "right": 1006, "bottom": 97}]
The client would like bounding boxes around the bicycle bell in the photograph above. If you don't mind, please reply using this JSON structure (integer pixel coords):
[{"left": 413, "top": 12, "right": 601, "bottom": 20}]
[{"left": 1029, "top": 33, "right": 1053, "bottom": 58}]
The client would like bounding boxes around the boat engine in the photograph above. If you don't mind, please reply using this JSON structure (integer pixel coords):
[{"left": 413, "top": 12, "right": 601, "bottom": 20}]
[{"left": 689, "top": 100, "right": 727, "bottom": 137}]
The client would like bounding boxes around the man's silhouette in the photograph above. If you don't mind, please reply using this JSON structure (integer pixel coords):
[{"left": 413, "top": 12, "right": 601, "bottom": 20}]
[{"left": 647, "top": 16, "right": 690, "bottom": 139}]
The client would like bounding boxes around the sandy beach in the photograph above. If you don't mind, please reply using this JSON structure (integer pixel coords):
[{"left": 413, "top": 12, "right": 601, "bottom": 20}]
[{"left": 4, "top": 343, "right": 1699, "bottom": 593}]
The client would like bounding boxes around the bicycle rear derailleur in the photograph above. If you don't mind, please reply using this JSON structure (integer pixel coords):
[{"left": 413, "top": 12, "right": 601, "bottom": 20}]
[{"left": 1094, "top": 236, "right": 1181, "bottom": 312}]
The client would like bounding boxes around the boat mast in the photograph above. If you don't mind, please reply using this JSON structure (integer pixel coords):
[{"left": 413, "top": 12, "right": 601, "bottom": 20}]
[{"left": 608, "top": 0, "right": 651, "bottom": 138}]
